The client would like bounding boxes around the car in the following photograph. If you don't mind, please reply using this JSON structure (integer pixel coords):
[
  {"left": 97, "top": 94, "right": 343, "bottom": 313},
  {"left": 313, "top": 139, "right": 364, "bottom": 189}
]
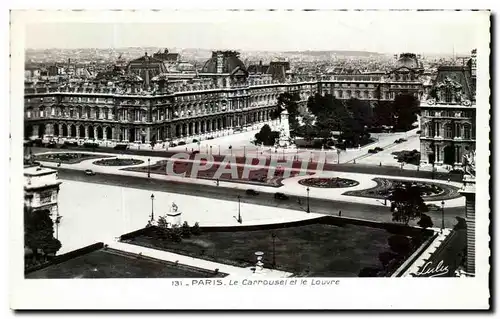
[
  {"left": 274, "top": 192, "right": 289, "bottom": 200},
  {"left": 178, "top": 141, "right": 186, "bottom": 146},
  {"left": 426, "top": 204, "right": 441, "bottom": 211},
  {"left": 169, "top": 142, "right": 177, "bottom": 147},
  {"left": 374, "top": 147, "right": 384, "bottom": 152},
  {"left": 192, "top": 150, "right": 200, "bottom": 155},
  {"left": 84, "top": 169, "right": 96, "bottom": 176},
  {"left": 368, "top": 149, "right": 378, "bottom": 154},
  {"left": 207, "top": 136, "right": 215, "bottom": 140},
  {"left": 246, "top": 189, "right": 259, "bottom": 196}
]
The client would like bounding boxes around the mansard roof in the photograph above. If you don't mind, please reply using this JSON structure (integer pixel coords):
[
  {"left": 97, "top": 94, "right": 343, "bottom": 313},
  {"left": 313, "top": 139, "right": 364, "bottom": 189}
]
[{"left": 432, "top": 65, "right": 475, "bottom": 102}]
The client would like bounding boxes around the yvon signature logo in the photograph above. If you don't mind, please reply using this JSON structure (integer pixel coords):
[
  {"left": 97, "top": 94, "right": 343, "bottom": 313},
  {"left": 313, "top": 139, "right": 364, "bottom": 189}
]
[{"left": 413, "top": 260, "right": 450, "bottom": 277}]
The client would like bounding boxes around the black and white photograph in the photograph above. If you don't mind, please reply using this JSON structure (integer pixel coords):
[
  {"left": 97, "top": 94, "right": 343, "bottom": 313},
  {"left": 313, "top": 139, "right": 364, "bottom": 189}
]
[{"left": 8, "top": 8, "right": 491, "bottom": 310}]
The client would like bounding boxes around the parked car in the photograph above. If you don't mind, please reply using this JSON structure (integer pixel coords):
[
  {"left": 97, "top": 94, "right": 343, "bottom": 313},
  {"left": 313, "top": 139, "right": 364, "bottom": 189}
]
[
  {"left": 368, "top": 149, "right": 378, "bottom": 154},
  {"left": 192, "top": 150, "right": 200, "bottom": 155},
  {"left": 374, "top": 147, "right": 384, "bottom": 152},
  {"left": 449, "top": 169, "right": 464, "bottom": 175},
  {"left": 426, "top": 204, "right": 441, "bottom": 211},
  {"left": 274, "top": 192, "right": 289, "bottom": 200},
  {"left": 192, "top": 139, "right": 199, "bottom": 143},
  {"left": 114, "top": 144, "right": 128, "bottom": 151},
  {"left": 246, "top": 189, "right": 259, "bottom": 196},
  {"left": 46, "top": 140, "right": 57, "bottom": 148},
  {"left": 84, "top": 169, "right": 96, "bottom": 176},
  {"left": 169, "top": 142, "right": 177, "bottom": 147},
  {"left": 207, "top": 136, "right": 215, "bottom": 140},
  {"left": 178, "top": 141, "right": 186, "bottom": 146}
]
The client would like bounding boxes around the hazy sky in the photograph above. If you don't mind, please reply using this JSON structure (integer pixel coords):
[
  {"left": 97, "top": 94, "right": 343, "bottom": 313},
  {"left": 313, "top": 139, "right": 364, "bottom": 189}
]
[{"left": 24, "top": 11, "right": 488, "bottom": 54}]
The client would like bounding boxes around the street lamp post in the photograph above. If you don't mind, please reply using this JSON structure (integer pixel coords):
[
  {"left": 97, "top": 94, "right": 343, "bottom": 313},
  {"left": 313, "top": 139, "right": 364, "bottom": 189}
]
[
  {"left": 236, "top": 195, "right": 243, "bottom": 224},
  {"left": 150, "top": 194, "right": 155, "bottom": 222},
  {"left": 218, "top": 145, "right": 221, "bottom": 156},
  {"left": 306, "top": 187, "right": 310, "bottom": 213},
  {"left": 147, "top": 158, "right": 151, "bottom": 178},
  {"left": 337, "top": 149, "right": 341, "bottom": 164},
  {"left": 441, "top": 200, "right": 445, "bottom": 232},
  {"left": 210, "top": 145, "right": 212, "bottom": 155}
]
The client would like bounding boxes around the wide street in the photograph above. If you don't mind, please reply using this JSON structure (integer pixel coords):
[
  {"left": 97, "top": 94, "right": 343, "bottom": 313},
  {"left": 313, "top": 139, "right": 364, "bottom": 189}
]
[
  {"left": 30, "top": 146, "right": 463, "bottom": 182},
  {"left": 58, "top": 167, "right": 464, "bottom": 229}
]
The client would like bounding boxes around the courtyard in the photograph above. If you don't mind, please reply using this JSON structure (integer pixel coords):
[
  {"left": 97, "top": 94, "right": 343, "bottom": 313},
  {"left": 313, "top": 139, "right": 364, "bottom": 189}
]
[{"left": 122, "top": 219, "right": 434, "bottom": 277}]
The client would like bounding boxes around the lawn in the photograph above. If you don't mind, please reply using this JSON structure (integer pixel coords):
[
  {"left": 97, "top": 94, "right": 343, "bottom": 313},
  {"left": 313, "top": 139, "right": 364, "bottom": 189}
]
[
  {"left": 26, "top": 248, "right": 227, "bottom": 279},
  {"left": 123, "top": 222, "right": 428, "bottom": 277}
]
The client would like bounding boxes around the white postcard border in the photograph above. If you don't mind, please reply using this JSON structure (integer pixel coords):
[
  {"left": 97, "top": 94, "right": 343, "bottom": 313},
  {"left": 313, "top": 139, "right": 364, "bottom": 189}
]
[{"left": 8, "top": 9, "right": 491, "bottom": 310}]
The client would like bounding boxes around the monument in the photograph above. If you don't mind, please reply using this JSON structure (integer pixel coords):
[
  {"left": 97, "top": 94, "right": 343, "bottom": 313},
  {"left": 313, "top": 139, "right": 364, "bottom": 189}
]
[
  {"left": 166, "top": 202, "right": 182, "bottom": 227},
  {"left": 277, "top": 109, "right": 295, "bottom": 148}
]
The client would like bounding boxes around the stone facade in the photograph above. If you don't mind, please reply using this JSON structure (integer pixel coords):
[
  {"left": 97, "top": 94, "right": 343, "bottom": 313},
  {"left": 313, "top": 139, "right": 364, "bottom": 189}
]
[
  {"left": 24, "top": 51, "right": 426, "bottom": 145},
  {"left": 24, "top": 166, "right": 62, "bottom": 221},
  {"left": 419, "top": 50, "right": 476, "bottom": 167}
]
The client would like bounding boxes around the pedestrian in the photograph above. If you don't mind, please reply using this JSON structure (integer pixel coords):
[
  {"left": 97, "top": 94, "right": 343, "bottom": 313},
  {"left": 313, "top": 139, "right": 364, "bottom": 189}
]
[
  {"left": 216, "top": 179, "right": 219, "bottom": 186},
  {"left": 338, "top": 210, "right": 342, "bottom": 217}
]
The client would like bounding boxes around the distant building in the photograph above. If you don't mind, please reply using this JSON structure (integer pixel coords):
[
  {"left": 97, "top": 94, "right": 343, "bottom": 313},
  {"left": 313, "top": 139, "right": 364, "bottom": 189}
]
[
  {"left": 153, "top": 49, "right": 180, "bottom": 64},
  {"left": 24, "top": 50, "right": 430, "bottom": 145}
]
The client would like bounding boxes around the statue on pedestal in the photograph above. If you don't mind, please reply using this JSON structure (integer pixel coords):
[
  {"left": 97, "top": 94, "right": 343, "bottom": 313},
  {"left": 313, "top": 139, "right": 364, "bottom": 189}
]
[{"left": 166, "top": 202, "right": 182, "bottom": 227}]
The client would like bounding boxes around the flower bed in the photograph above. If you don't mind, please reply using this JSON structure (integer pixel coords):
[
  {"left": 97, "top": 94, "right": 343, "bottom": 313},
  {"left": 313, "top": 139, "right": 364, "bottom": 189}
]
[
  {"left": 93, "top": 158, "right": 144, "bottom": 166},
  {"left": 34, "top": 152, "right": 109, "bottom": 164},
  {"left": 123, "top": 160, "right": 315, "bottom": 187},
  {"left": 343, "top": 178, "right": 462, "bottom": 201},
  {"left": 298, "top": 177, "right": 359, "bottom": 188}
]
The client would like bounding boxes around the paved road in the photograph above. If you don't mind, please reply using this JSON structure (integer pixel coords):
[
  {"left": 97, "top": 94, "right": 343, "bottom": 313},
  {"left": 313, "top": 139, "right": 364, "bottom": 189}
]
[
  {"left": 58, "top": 168, "right": 465, "bottom": 228},
  {"left": 31, "top": 146, "right": 464, "bottom": 182}
]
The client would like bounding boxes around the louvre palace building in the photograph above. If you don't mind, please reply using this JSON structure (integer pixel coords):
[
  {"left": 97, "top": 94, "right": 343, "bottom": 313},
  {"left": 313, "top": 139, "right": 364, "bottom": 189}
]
[
  {"left": 419, "top": 49, "right": 477, "bottom": 168},
  {"left": 24, "top": 50, "right": 427, "bottom": 145}
]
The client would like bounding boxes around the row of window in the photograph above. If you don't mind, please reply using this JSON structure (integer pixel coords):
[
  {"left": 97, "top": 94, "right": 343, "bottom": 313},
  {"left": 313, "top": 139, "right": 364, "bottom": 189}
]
[
  {"left": 423, "top": 122, "right": 474, "bottom": 139},
  {"left": 423, "top": 110, "right": 474, "bottom": 118}
]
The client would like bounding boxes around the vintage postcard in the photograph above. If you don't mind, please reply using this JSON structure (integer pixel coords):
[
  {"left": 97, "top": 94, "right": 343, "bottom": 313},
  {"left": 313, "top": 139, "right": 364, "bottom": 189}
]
[{"left": 9, "top": 9, "right": 491, "bottom": 310}]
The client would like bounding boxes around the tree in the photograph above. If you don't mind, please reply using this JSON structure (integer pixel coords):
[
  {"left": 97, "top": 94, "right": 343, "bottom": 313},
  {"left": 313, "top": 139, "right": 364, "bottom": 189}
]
[
  {"left": 181, "top": 221, "right": 191, "bottom": 238},
  {"left": 24, "top": 207, "right": 61, "bottom": 268},
  {"left": 388, "top": 183, "right": 428, "bottom": 225},
  {"left": 254, "top": 124, "right": 279, "bottom": 146},
  {"left": 191, "top": 222, "right": 202, "bottom": 235},
  {"left": 169, "top": 225, "right": 182, "bottom": 243},
  {"left": 417, "top": 214, "right": 434, "bottom": 229},
  {"left": 157, "top": 216, "right": 168, "bottom": 229},
  {"left": 392, "top": 94, "right": 420, "bottom": 131}
]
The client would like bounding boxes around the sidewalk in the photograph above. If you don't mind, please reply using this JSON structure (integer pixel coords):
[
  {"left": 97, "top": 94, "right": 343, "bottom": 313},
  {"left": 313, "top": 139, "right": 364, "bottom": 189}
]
[
  {"left": 38, "top": 150, "right": 466, "bottom": 208},
  {"left": 108, "top": 240, "right": 293, "bottom": 278}
]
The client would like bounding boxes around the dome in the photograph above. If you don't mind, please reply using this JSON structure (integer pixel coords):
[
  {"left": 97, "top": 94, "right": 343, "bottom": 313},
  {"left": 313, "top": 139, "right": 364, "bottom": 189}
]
[
  {"left": 201, "top": 51, "right": 247, "bottom": 74},
  {"left": 397, "top": 53, "right": 420, "bottom": 69}
]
